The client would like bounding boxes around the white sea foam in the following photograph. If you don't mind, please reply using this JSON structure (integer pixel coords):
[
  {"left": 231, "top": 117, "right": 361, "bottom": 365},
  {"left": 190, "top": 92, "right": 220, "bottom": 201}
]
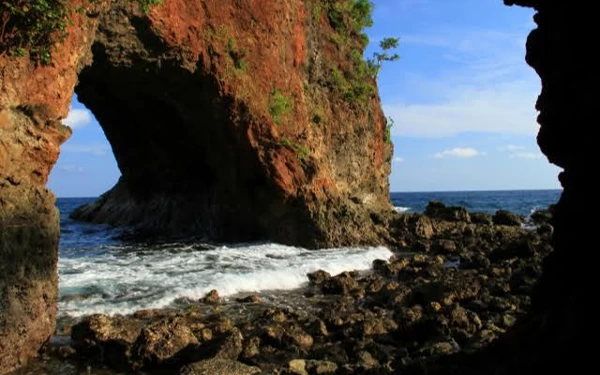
[
  {"left": 394, "top": 206, "right": 411, "bottom": 213},
  {"left": 58, "top": 243, "right": 393, "bottom": 317}
]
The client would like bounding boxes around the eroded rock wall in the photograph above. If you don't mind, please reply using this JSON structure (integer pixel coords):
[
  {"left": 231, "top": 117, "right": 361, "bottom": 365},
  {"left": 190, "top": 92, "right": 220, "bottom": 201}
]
[
  {"left": 0, "top": 2, "right": 103, "bottom": 372},
  {"left": 70, "top": 0, "right": 393, "bottom": 248},
  {"left": 1, "top": 0, "right": 391, "bottom": 372}
]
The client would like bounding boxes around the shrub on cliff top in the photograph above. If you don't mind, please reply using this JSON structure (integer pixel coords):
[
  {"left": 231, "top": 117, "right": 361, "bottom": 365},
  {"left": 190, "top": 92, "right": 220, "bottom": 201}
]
[
  {"left": 0, "top": 0, "right": 162, "bottom": 64},
  {"left": 0, "top": 0, "right": 69, "bottom": 64}
]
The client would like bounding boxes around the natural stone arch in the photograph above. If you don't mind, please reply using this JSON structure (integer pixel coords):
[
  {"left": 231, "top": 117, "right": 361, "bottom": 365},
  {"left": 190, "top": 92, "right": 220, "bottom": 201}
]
[{"left": 1, "top": 1, "right": 392, "bottom": 372}]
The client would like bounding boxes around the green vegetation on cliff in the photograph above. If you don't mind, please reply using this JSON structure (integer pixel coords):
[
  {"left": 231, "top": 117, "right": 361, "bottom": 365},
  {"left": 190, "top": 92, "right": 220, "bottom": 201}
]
[
  {"left": 316, "top": 0, "right": 399, "bottom": 107},
  {"left": 0, "top": 0, "right": 162, "bottom": 64}
]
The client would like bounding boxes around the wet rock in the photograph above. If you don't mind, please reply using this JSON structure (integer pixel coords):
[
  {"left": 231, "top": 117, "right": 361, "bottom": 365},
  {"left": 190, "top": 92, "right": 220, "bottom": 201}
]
[
  {"left": 493, "top": 210, "right": 523, "bottom": 226},
  {"left": 132, "top": 317, "right": 199, "bottom": 368},
  {"left": 372, "top": 259, "right": 394, "bottom": 277},
  {"left": 425, "top": 201, "right": 471, "bottom": 222},
  {"left": 202, "top": 290, "right": 220, "bottom": 304},
  {"left": 205, "top": 315, "right": 234, "bottom": 334},
  {"left": 307, "top": 270, "right": 332, "bottom": 287},
  {"left": 236, "top": 294, "right": 263, "bottom": 303},
  {"left": 133, "top": 309, "right": 172, "bottom": 320},
  {"left": 530, "top": 206, "right": 554, "bottom": 225},
  {"left": 71, "top": 314, "right": 143, "bottom": 369},
  {"left": 322, "top": 272, "right": 360, "bottom": 295},
  {"left": 180, "top": 358, "right": 260, "bottom": 375}
]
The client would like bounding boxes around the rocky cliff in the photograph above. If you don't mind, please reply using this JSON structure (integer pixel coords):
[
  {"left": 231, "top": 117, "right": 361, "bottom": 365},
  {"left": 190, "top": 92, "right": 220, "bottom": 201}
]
[
  {"left": 0, "top": 1, "right": 100, "bottom": 372},
  {"left": 69, "top": 0, "right": 393, "bottom": 247},
  {"left": 0, "top": 0, "right": 392, "bottom": 372}
]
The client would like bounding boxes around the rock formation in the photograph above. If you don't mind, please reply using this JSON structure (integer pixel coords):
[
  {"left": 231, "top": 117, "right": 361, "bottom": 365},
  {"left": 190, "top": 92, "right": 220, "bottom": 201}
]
[
  {"left": 0, "top": 0, "right": 592, "bottom": 373},
  {"left": 69, "top": 0, "right": 393, "bottom": 248},
  {"left": 1, "top": 0, "right": 391, "bottom": 372},
  {"left": 0, "top": 2, "right": 101, "bottom": 372}
]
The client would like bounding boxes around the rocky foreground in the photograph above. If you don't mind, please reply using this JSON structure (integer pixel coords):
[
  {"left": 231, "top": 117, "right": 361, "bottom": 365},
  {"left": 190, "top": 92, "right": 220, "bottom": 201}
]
[{"left": 40, "top": 203, "right": 553, "bottom": 374}]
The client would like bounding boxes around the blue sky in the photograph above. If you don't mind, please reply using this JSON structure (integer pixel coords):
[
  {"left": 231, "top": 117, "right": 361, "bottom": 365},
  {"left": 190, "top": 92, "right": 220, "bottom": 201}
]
[{"left": 48, "top": 0, "right": 561, "bottom": 197}]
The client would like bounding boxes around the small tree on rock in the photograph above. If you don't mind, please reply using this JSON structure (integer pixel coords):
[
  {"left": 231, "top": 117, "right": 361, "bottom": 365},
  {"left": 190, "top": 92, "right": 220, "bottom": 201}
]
[{"left": 368, "top": 37, "right": 400, "bottom": 78}]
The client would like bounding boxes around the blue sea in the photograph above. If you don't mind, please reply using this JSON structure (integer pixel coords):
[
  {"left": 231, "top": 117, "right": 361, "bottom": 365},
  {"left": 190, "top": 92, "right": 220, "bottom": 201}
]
[
  {"left": 56, "top": 189, "right": 560, "bottom": 318},
  {"left": 390, "top": 189, "right": 560, "bottom": 216}
]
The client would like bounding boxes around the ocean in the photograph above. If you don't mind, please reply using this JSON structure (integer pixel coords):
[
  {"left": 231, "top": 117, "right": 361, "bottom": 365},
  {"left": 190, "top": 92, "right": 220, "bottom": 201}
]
[{"left": 56, "top": 189, "right": 561, "bottom": 319}]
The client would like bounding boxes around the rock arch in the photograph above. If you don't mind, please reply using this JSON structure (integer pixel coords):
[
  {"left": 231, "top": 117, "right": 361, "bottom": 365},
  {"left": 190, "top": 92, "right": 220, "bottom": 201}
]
[{"left": 1, "top": 1, "right": 392, "bottom": 371}]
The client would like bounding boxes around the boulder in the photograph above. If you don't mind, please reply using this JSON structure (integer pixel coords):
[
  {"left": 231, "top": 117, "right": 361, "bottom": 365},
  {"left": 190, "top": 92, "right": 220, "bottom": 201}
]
[
  {"left": 493, "top": 210, "right": 524, "bottom": 226},
  {"left": 425, "top": 201, "right": 471, "bottom": 222},
  {"left": 131, "top": 317, "right": 199, "bottom": 368},
  {"left": 71, "top": 314, "right": 143, "bottom": 370}
]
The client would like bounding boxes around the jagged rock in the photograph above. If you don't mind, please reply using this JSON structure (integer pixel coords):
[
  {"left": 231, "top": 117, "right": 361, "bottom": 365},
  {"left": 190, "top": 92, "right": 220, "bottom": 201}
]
[
  {"left": 71, "top": 314, "right": 143, "bottom": 370},
  {"left": 236, "top": 294, "right": 263, "bottom": 303},
  {"left": 414, "top": 216, "right": 435, "bottom": 239},
  {"left": 529, "top": 206, "right": 554, "bottom": 225},
  {"left": 471, "top": 212, "right": 493, "bottom": 225},
  {"left": 201, "top": 290, "right": 220, "bottom": 304},
  {"left": 180, "top": 358, "right": 260, "bottom": 375},
  {"left": 283, "top": 326, "right": 313, "bottom": 351},
  {"left": 425, "top": 201, "right": 471, "bottom": 223},
  {"left": 432, "top": 240, "right": 458, "bottom": 255},
  {"left": 201, "top": 328, "right": 244, "bottom": 360},
  {"left": 307, "top": 270, "right": 332, "bottom": 287},
  {"left": 321, "top": 272, "right": 361, "bottom": 295},
  {"left": 131, "top": 317, "right": 199, "bottom": 368},
  {"left": 241, "top": 337, "right": 261, "bottom": 360},
  {"left": 493, "top": 210, "right": 524, "bottom": 226},
  {"left": 305, "top": 360, "right": 338, "bottom": 374},
  {"left": 289, "top": 359, "right": 309, "bottom": 375}
]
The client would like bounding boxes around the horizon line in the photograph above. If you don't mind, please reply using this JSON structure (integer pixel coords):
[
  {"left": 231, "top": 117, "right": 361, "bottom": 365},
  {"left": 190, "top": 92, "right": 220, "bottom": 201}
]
[{"left": 56, "top": 187, "right": 562, "bottom": 199}]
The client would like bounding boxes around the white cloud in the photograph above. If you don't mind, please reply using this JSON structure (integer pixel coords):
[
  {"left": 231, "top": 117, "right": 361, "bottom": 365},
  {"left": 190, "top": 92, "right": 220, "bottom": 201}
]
[
  {"left": 64, "top": 108, "right": 93, "bottom": 129},
  {"left": 58, "top": 165, "right": 85, "bottom": 173},
  {"left": 61, "top": 143, "right": 110, "bottom": 157},
  {"left": 510, "top": 152, "right": 544, "bottom": 160},
  {"left": 433, "top": 147, "right": 483, "bottom": 159},
  {"left": 383, "top": 27, "right": 540, "bottom": 138},
  {"left": 393, "top": 157, "right": 405, "bottom": 163},
  {"left": 499, "top": 144, "right": 526, "bottom": 151}
]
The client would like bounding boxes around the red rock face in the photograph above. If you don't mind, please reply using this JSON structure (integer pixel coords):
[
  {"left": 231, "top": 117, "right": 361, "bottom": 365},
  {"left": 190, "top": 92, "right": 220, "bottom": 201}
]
[
  {"left": 0, "top": 0, "right": 391, "bottom": 372},
  {"left": 0, "top": 2, "right": 103, "bottom": 372},
  {"left": 69, "top": 0, "right": 394, "bottom": 247}
]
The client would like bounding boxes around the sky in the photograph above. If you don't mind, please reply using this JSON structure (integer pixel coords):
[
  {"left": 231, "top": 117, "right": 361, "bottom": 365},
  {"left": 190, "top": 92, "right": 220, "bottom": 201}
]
[{"left": 48, "top": 0, "right": 562, "bottom": 197}]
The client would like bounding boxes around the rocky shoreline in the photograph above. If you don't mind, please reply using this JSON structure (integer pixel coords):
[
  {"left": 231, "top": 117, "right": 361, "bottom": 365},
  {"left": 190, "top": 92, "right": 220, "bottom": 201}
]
[{"left": 32, "top": 202, "right": 553, "bottom": 375}]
